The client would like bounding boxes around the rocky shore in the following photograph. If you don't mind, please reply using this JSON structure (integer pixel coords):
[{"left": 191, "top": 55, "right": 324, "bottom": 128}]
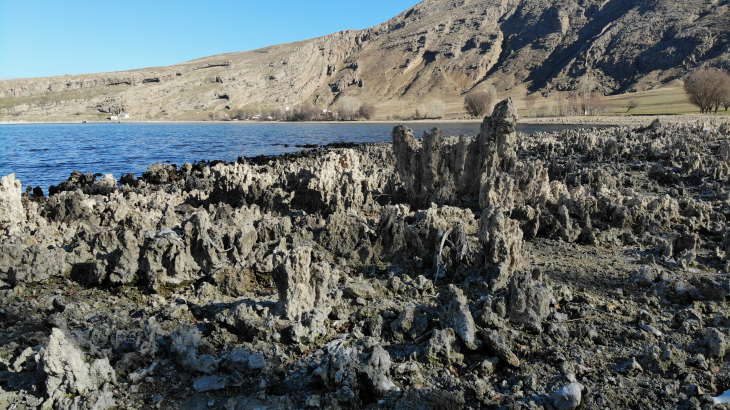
[{"left": 2, "top": 98, "right": 730, "bottom": 410}]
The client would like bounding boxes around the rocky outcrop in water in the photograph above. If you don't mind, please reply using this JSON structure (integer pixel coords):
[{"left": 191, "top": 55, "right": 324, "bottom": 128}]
[{"left": 3, "top": 108, "right": 730, "bottom": 409}]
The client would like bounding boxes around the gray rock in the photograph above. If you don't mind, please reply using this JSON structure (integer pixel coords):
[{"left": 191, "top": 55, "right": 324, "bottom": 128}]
[
  {"left": 361, "top": 345, "right": 399, "bottom": 396},
  {"left": 391, "top": 306, "right": 428, "bottom": 342},
  {"left": 553, "top": 382, "right": 583, "bottom": 410},
  {"left": 478, "top": 205, "right": 526, "bottom": 291},
  {"left": 0, "top": 174, "right": 25, "bottom": 227},
  {"left": 423, "top": 328, "right": 464, "bottom": 365},
  {"left": 391, "top": 98, "right": 519, "bottom": 209},
  {"left": 246, "top": 353, "right": 266, "bottom": 371},
  {"left": 507, "top": 269, "right": 552, "bottom": 333},
  {"left": 144, "top": 163, "right": 176, "bottom": 184},
  {"left": 194, "top": 375, "right": 227, "bottom": 393},
  {"left": 310, "top": 339, "right": 396, "bottom": 405},
  {"left": 170, "top": 324, "right": 219, "bottom": 374},
  {"left": 706, "top": 327, "right": 727, "bottom": 359},
  {"left": 440, "top": 284, "right": 478, "bottom": 349},
  {"left": 481, "top": 330, "right": 519, "bottom": 367},
  {"left": 40, "top": 328, "right": 116, "bottom": 409},
  {"left": 273, "top": 247, "right": 331, "bottom": 322}
]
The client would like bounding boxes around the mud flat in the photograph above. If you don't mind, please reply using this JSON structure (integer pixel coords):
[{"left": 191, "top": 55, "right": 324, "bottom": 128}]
[{"left": 2, "top": 99, "right": 730, "bottom": 410}]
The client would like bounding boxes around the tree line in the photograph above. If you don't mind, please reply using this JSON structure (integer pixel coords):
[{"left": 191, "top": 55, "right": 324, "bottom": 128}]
[{"left": 210, "top": 67, "right": 730, "bottom": 122}]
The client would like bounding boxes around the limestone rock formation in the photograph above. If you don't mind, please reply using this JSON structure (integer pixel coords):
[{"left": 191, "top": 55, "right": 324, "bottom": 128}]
[
  {"left": 440, "top": 284, "right": 478, "bottom": 350},
  {"left": 272, "top": 247, "right": 331, "bottom": 322},
  {"left": 40, "top": 328, "right": 116, "bottom": 410},
  {"left": 4, "top": 117, "right": 730, "bottom": 409},
  {"left": 0, "top": 174, "right": 25, "bottom": 226},
  {"left": 392, "top": 98, "right": 521, "bottom": 209},
  {"left": 478, "top": 205, "right": 526, "bottom": 291}
]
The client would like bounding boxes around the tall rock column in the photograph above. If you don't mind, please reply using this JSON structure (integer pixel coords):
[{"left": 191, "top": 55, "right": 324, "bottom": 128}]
[
  {"left": 391, "top": 98, "right": 521, "bottom": 211},
  {"left": 478, "top": 205, "right": 527, "bottom": 291},
  {"left": 478, "top": 97, "right": 519, "bottom": 175},
  {"left": 273, "top": 247, "right": 331, "bottom": 322},
  {"left": 478, "top": 98, "right": 519, "bottom": 210},
  {"left": 0, "top": 174, "right": 26, "bottom": 226}
]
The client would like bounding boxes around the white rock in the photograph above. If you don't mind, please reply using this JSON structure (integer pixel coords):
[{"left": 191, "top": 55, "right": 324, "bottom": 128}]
[
  {"left": 0, "top": 173, "right": 25, "bottom": 226},
  {"left": 553, "top": 382, "right": 582, "bottom": 410},
  {"left": 41, "top": 328, "right": 115, "bottom": 409},
  {"left": 713, "top": 389, "right": 730, "bottom": 404}
]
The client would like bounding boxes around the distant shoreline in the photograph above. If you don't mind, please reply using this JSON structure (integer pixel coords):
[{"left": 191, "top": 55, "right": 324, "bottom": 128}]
[{"left": 2, "top": 114, "right": 728, "bottom": 127}]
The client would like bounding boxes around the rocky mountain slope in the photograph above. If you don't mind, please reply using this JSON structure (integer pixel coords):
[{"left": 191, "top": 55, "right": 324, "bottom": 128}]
[{"left": 2, "top": 0, "right": 729, "bottom": 121}]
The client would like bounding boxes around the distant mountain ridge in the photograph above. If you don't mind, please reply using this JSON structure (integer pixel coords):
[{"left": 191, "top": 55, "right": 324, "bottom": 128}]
[{"left": 2, "top": 0, "right": 729, "bottom": 121}]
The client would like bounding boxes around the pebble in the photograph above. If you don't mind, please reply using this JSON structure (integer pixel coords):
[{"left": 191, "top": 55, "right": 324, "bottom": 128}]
[{"left": 640, "top": 324, "right": 663, "bottom": 337}]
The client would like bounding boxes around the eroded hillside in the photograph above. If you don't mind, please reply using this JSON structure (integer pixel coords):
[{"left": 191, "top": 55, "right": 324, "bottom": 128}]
[{"left": 1, "top": 0, "right": 729, "bottom": 121}]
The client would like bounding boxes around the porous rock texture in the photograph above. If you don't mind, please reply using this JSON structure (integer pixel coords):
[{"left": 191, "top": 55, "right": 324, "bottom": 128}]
[
  {"left": 3, "top": 110, "right": 730, "bottom": 409},
  {"left": 0, "top": 173, "right": 25, "bottom": 226}
]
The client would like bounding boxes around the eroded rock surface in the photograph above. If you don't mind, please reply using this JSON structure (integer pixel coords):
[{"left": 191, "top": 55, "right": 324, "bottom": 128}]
[
  {"left": 2, "top": 115, "right": 730, "bottom": 409},
  {"left": 0, "top": 173, "right": 25, "bottom": 226}
]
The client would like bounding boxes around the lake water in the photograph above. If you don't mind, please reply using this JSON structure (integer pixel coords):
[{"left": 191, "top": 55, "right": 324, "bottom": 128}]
[{"left": 0, "top": 122, "right": 590, "bottom": 192}]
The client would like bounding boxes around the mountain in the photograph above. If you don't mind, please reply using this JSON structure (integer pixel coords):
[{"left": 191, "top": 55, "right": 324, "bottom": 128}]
[{"left": 2, "top": 0, "right": 729, "bottom": 121}]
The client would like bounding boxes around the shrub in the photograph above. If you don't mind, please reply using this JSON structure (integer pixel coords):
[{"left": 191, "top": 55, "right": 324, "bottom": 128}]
[
  {"left": 464, "top": 91, "right": 494, "bottom": 117},
  {"left": 291, "top": 105, "right": 321, "bottom": 121},
  {"left": 684, "top": 68, "right": 730, "bottom": 113},
  {"left": 358, "top": 103, "right": 376, "bottom": 119},
  {"left": 337, "top": 96, "right": 361, "bottom": 120}
]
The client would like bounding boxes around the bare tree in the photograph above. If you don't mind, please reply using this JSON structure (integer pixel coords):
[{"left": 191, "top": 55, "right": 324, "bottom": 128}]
[
  {"left": 553, "top": 91, "right": 566, "bottom": 117},
  {"left": 463, "top": 91, "right": 494, "bottom": 117},
  {"left": 358, "top": 103, "right": 376, "bottom": 119},
  {"left": 525, "top": 94, "right": 539, "bottom": 117},
  {"left": 578, "top": 73, "right": 596, "bottom": 115},
  {"left": 684, "top": 68, "right": 730, "bottom": 113},
  {"left": 426, "top": 100, "right": 446, "bottom": 119},
  {"left": 337, "top": 96, "right": 361, "bottom": 120},
  {"left": 291, "top": 105, "right": 320, "bottom": 121},
  {"left": 271, "top": 107, "right": 286, "bottom": 120},
  {"left": 626, "top": 99, "right": 640, "bottom": 113},
  {"left": 567, "top": 93, "right": 581, "bottom": 116}
]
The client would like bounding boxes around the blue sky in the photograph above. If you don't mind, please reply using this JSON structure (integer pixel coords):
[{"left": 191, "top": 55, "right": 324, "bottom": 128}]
[{"left": 0, "top": 0, "right": 420, "bottom": 79}]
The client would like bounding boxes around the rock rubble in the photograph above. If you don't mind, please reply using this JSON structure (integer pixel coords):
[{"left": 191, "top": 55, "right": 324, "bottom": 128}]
[{"left": 1, "top": 102, "right": 730, "bottom": 409}]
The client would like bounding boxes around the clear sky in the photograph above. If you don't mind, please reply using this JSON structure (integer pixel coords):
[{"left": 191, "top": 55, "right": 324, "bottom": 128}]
[{"left": 0, "top": 0, "right": 421, "bottom": 79}]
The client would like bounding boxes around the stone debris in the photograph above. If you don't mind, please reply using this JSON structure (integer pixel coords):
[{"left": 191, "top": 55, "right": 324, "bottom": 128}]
[
  {"left": 1, "top": 109, "right": 730, "bottom": 409},
  {"left": 439, "top": 284, "right": 478, "bottom": 350}
]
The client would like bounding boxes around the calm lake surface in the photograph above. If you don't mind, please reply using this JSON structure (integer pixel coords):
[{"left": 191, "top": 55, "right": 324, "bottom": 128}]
[{"left": 0, "top": 122, "right": 593, "bottom": 192}]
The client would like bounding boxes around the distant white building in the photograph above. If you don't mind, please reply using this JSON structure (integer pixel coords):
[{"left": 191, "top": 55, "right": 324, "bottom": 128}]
[
  {"left": 108, "top": 115, "right": 118, "bottom": 121},
  {"left": 118, "top": 112, "right": 130, "bottom": 119}
]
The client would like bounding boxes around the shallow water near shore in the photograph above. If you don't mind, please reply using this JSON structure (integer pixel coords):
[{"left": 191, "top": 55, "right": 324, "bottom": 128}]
[{"left": 1, "top": 122, "right": 599, "bottom": 191}]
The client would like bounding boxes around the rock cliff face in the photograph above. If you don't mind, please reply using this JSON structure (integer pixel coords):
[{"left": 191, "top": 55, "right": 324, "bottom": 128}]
[{"left": 2, "top": 0, "right": 730, "bottom": 121}]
